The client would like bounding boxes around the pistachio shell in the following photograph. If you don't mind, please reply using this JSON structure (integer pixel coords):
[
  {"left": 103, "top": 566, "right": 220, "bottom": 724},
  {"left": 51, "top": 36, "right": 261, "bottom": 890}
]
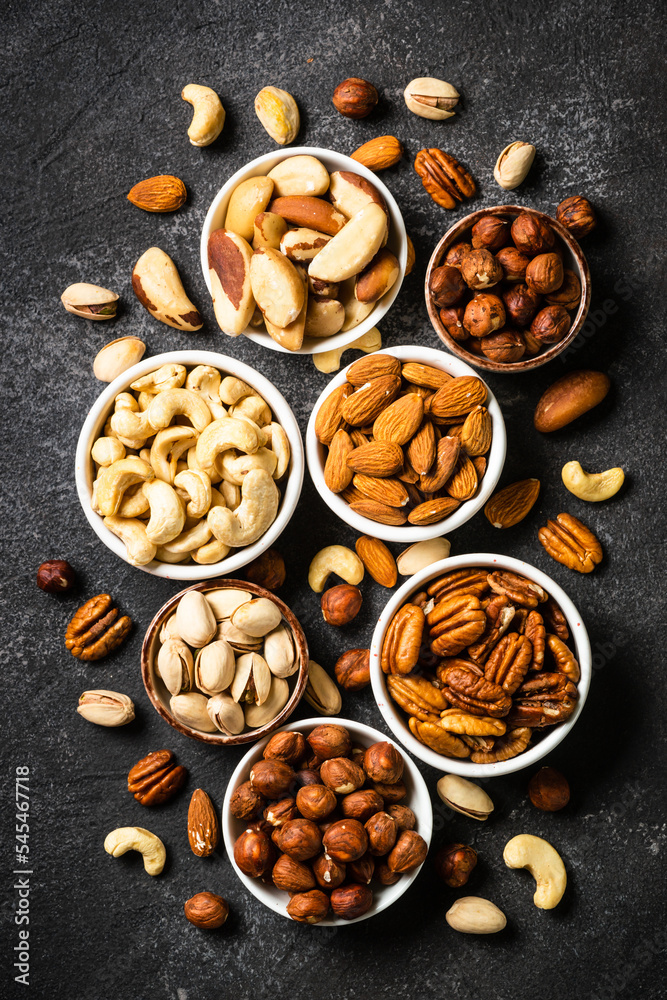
[
  {"left": 216, "top": 619, "right": 263, "bottom": 651},
  {"left": 194, "top": 640, "right": 236, "bottom": 695},
  {"left": 207, "top": 692, "right": 245, "bottom": 735},
  {"left": 159, "top": 612, "right": 180, "bottom": 643},
  {"left": 157, "top": 638, "right": 195, "bottom": 696},
  {"left": 170, "top": 692, "right": 217, "bottom": 732},
  {"left": 175, "top": 590, "right": 217, "bottom": 648},
  {"left": 231, "top": 652, "right": 272, "bottom": 706},
  {"left": 244, "top": 676, "right": 289, "bottom": 728},
  {"left": 437, "top": 774, "right": 494, "bottom": 821},
  {"left": 93, "top": 337, "right": 146, "bottom": 383},
  {"left": 76, "top": 690, "right": 135, "bottom": 727},
  {"left": 304, "top": 659, "right": 342, "bottom": 716},
  {"left": 205, "top": 588, "right": 253, "bottom": 620},
  {"left": 263, "top": 624, "right": 298, "bottom": 678},
  {"left": 61, "top": 282, "right": 119, "bottom": 319},
  {"left": 231, "top": 597, "right": 282, "bottom": 637},
  {"left": 493, "top": 142, "right": 536, "bottom": 191}
]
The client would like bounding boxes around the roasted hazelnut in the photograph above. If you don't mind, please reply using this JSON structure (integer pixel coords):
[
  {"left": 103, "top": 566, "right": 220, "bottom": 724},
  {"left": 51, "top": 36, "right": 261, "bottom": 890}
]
[
  {"left": 244, "top": 548, "right": 286, "bottom": 590},
  {"left": 523, "top": 328, "right": 542, "bottom": 355},
  {"left": 233, "top": 827, "right": 275, "bottom": 877},
  {"left": 184, "top": 891, "right": 229, "bottom": 929},
  {"left": 388, "top": 804, "right": 416, "bottom": 830},
  {"left": 480, "top": 328, "right": 526, "bottom": 364},
  {"left": 286, "top": 888, "right": 330, "bottom": 924},
  {"left": 320, "top": 758, "right": 366, "bottom": 795},
  {"left": 545, "top": 269, "right": 581, "bottom": 310},
  {"left": 272, "top": 853, "right": 316, "bottom": 893},
  {"left": 365, "top": 811, "right": 399, "bottom": 856},
  {"left": 302, "top": 751, "right": 324, "bottom": 771},
  {"left": 439, "top": 306, "right": 467, "bottom": 341},
  {"left": 36, "top": 559, "right": 77, "bottom": 594},
  {"left": 249, "top": 759, "right": 295, "bottom": 799},
  {"left": 496, "top": 246, "right": 531, "bottom": 281},
  {"left": 387, "top": 829, "right": 428, "bottom": 873},
  {"left": 511, "top": 212, "right": 555, "bottom": 255},
  {"left": 247, "top": 818, "right": 272, "bottom": 836},
  {"left": 530, "top": 304, "right": 570, "bottom": 344},
  {"left": 375, "top": 861, "right": 401, "bottom": 886},
  {"left": 330, "top": 883, "right": 373, "bottom": 920},
  {"left": 430, "top": 265, "right": 467, "bottom": 307},
  {"left": 445, "top": 241, "right": 472, "bottom": 268},
  {"left": 460, "top": 249, "right": 503, "bottom": 290},
  {"left": 528, "top": 767, "right": 570, "bottom": 811},
  {"left": 463, "top": 293, "right": 506, "bottom": 338},
  {"left": 332, "top": 77, "right": 378, "bottom": 118},
  {"left": 347, "top": 853, "right": 375, "bottom": 884},
  {"left": 464, "top": 336, "right": 485, "bottom": 357},
  {"left": 434, "top": 843, "right": 477, "bottom": 887},
  {"left": 307, "top": 724, "right": 352, "bottom": 760},
  {"left": 334, "top": 649, "right": 370, "bottom": 691},
  {"left": 525, "top": 252, "right": 564, "bottom": 294},
  {"left": 312, "top": 852, "right": 347, "bottom": 889},
  {"left": 321, "top": 584, "right": 362, "bottom": 626},
  {"left": 277, "top": 818, "right": 322, "bottom": 861},
  {"left": 503, "top": 282, "right": 542, "bottom": 327},
  {"left": 229, "top": 780, "right": 265, "bottom": 821},
  {"left": 350, "top": 744, "right": 366, "bottom": 768},
  {"left": 471, "top": 215, "right": 509, "bottom": 252},
  {"left": 296, "top": 784, "right": 337, "bottom": 821},
  {"left": 363, "top": 742, "right": 404, "bottom": 784},
  {"left": 556, "top": 195, "right": 596, "bottom": 238},
  {"left": 263, "top": 797, "right": 298, "bottom": 827},
  {"left": 296, "top": 768, "right": 321, "bottom": 787},
  {"left": 341, "top": 789, "right": 385, "bottom": 822},
  {"left": 263, "top": 731, "right": 307, "bottom": 766},
  {"left": 322, "top": 818, "right": 369, "bottom": 862}
]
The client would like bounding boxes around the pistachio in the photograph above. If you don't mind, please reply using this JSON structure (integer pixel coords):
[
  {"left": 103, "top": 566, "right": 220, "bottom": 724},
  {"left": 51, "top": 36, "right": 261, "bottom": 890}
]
[
  {"left": 396, "top": 538, "right": 451, "bottom": 576},
  {"left": 493, "top": 141, "right": 536, "bottom": 190},
  {"left": 194, "top": 640, "right": 236, "bottom": 695},
  {"left": 231, "top": 651, "right": 272, "bottom": 705},
  {"left": 159, "top": 612, "right": 180, "bottom": 643},
  {"left": 245, "top": 676, "right": 289, "bottom": 728},
  {"left": 254, "top": 86, "right": 300, "bottom": 145},
  {"left": 216, "top": 619, "right": 263, "bottom": 651},
  {"left": 93, "top": 337, "right": 146, "bottom": 383},
  {"left": 404, "top": 77, "right": 460, "bottom": 120},
  {"left": 175, "top": 590, "right": 217, "bottom": 648},
  {"left": 207, "top": 692, "right": 245, "bottom": 735},
  {"left": 231, "top": 597, "right": 282, "bottom": 638},
  {"left": 263, "top": 624, "right": 298, "bottom": 678},
  {"left": 445, "top": 896, "right": 507, "bottom": 934},
  {"left": 76, "top": 689, "right": 135, "bottom": 727},
  {"left": 61, "top": 282, "right": 119, "bottom": 320},
  {"left": 436, "top": 774, "right": 494, "bottom": 821},
  {"left": 304, "top": 659, "right": 342, "bottom": 716},
  {"left": 170, "top": 692, "right": 217, "bottom": 732},
  {"left": 157, "top": 638, "right": 195, "bottom": 696},
  {"left": 205, "top": 588, "right": 253, "bottom": 620}
]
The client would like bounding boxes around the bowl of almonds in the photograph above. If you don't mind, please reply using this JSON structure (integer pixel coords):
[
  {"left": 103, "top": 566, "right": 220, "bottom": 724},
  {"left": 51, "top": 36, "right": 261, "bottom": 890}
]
[
  {"left": 305, "top": 346, "right": 506, "bottom": 542},
  {"left": 370, "top": 553, "right": 592, "bottom": 776}
]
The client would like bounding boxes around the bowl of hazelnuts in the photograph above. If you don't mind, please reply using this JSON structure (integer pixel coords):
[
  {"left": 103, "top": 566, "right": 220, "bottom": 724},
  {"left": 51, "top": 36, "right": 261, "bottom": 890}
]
[
  {"left": 425, "top": 203, "right": 593, "bottom": 372},
  {"left": 222, "top": 717, "right": 432, "bottom": 924}
]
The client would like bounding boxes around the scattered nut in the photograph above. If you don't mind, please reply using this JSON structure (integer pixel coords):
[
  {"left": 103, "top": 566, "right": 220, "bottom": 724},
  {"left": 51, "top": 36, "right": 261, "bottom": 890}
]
[
  {"left": 132, "top": 247, "right": 203, "bottom": 331},
  {"left": 445, "top": 896, "right": 506, "bottom": 934},
  {"left": 104, "top": 827, "right": 166, "bottom": 876},
  {"left": 494, "top": 141, "right": 536, "bottom": 190},
  {"left": 304, "top": 660, "right": 342, "bottom": 716},
  {"left": 334, "top": 649, "right": 370, "bottom": 691},
  {"left": 61, "top": 282, "right": 118, "bottom": 320},
  {"left": 128, "top": 749, "right": 187, "bottom": 807},
  {"left": 561, "top": 461, "right": 624, "bottom": 502},
  {"left": 350, "top": 135, "right": 404, "bottom": 172},
  {"left": 528, "top": 767, "right": 570, "bottom": 811},
  {"left": 77, "top": 690, "right": 135, "bottom": 727},
  {"left": 184, "top": 891, "right": 229, "bottom": 929},
  {"left": 396, "top": 538, "right": 451, "bottom": 576},
  {"left": 404, "top": 77, "right": 459, "bottom": 120},
  {"left": 436, "top": 775, "right": 493, "bottom": 820},
  {"left": 556, "top": 195, "right": 596, "bottom": 238},
  {"left": 434, "top": 843, "right": 477, "bottom": 887},
  {"left": 65, "top": 594, "right": 131, "bottom": 661},
  {"left": 93, "top": 337, "right": 146, "bottom": 383},
  {"left": 414, "top": 148, "right": 476, "bottom": 210},
  {"left": 188, "top": 789, "right": 220, "bottom": 856},
  {"left": 181, "top": 84, "right": 226, "bottom": 146},
  {"left": 37, "top": 559, "right": 76, "bottom": 593},
  {"left": 503, "top": 833, "right": 567, "bottom": 909},
  {"left": 332, "top": 77, "right": 378, "bottom": 118},
  {"left": 534, "top": 370, "right": 611, "bottom": 432},
  {"left": 321, "top": 584, "right": 363, "bottom": 626},
  {"left": 127, "top": 174, "right": 187, "bottom": 212},
  {"left": 255, "top": 86, "right": 300, "bottom": 145},
  {"left": 308, "top": 545, "right": 365, "bottom": 592},
  {"left": 244, "top": 549, "right": 286, "bottom": 590}
]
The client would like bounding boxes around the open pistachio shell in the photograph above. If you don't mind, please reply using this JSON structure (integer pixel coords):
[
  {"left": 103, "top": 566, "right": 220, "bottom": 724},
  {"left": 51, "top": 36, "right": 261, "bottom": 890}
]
[
  {"left": 206, "top": 588, "right": 253, "bottom": 620},
  {"left": 170, "top": 692, "right": 217, "bottom": 732},
  {"left": 61, "top": 282, "right": 119, "bottom": 319},
  {"left": 231, "top": 652, "right": 272, "bottom": 706},
  {"left": 303, "top": 659, "right": 342, "bottom": 716},
  {"left": 157, "top": 639, "right": 194, "bottom": 696},
  {"left": 216, "top": 619, "right": 262, "bottom": 651},
  {"left": 437, "top": 774, "right": 494, "bottom": 821},
  {"left": 176, "top": 590, "right": 217, "bottom": 648},
  {"left": 159, "top": 613, "right": 180, "bottom": 644},
  {"left": 231, "top": 597, "right": 282, "bottom": 637},
  {"left": 194, "top": 640, "right": 236, "bottom": 695},
  {"left": 76, "top": 690, "right": 135, "bottom": 727},
  {"left": 207, "top": 692, "right": 245, "bottom": 735},
  {"left": 244, "top": 676, "right": 289, "bottom": 728},
  {"left": 263, "top": 624, "right": 297, "bottom": 678},
  {"left": 93, "top": 337, "right": 146, "bottom": 383}
]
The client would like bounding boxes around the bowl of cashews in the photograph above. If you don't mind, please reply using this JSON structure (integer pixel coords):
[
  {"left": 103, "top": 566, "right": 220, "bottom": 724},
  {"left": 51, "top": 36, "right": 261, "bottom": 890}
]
[{"left": 75, "top": 350, "right": 304, "bottom": 579}]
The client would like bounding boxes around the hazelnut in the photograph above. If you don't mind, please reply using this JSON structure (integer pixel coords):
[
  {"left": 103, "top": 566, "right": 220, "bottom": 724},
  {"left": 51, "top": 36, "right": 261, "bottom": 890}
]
[
  {"left": 439, "top": 306, "right": 467, "bottom": 341},
  {"left": 302, "top": 751, "right": 324, "bottom": 771},
  {"left": 434, "top": 843, "right": 477, "bottom": 887},
  {"left": 502, "top": 282, "right": 542, "bottom": 327},
  {"left": 296, "top": 768, "right": 321, "bottom": 787},
  {"left": 528, "top": 766, "right": 570, "bottom": 811},
  {"left": 296, "top": 784, "right": 337, "bottom": 821},
  {"left": 530, "top": 304, "right": 570, "bottom": 344},
  {"left": 184, "top": 891, "right": 229, "bottom": 929},
  {"left": 249, "top": 759, "right": 295, "bottom": 799},
  {"left": 272, "top": 853, "right": 316, "bottom": 893},
  {"left": 263, "top": 731, "right": 307, "bottom": 766},
  {"left": 263, "top": 797, "right": 298, "bottom": 827},
  {"left": 233, "top": 827, "right": 275, "bottom": 877},
  {"left": 387, "top": 829, "right": 428, "bottom": 873},
  {"left": 350, "top": 744, "right": 366, "bottom": 768},
  {"left": 429, "top": 265, "right": 467, "bottom": 307},
  {"left": 322, "top": 818, "right": 369, "bottom": 862},
  {"left": 480, "top": 329, "right": 526, "bottom": 364},
  {"left": 496, "top": 246, "right": 531, "bottom": 282},
  {"left": 388, "top": 804, "right": 416, "bottom": 830},
  {"left": 365, "top": 811, "right": 398, "bottom": 856},
  {"left": 307, "top": 724, "right": 352, "bottom": 760},
  {"left": 347, "top": 853, "right": 375, "bottom": 884},
  {"left": 320, "top": 758, "right": 366, "bottom": 795},
  {"left": 556, "top": 195, "right": 596, "bottom": 239},
  {"left": 331, "top": 883, "right": 373, "bottom": 920},
  {"left": 341, "top": 789, "right": 385, "bottom": 822},
  {"left": 229, "top": 780, "right": 265, "bottom": 821},
  {"left": 321, "top": 584, "right": 363, "bottom": 626},
  {"left": 445, "top": 241, "right": 472, "bottom": 268},
  {"left": 545, "top": 269, "right": 581, "bottom": 310},
  {"left": 334, "top": 648, "right": 370, "bottom": 691},
  {"left": 375, "top": 861, "right": 401, "bottom": 886},
  {"left": 286, "top": 889, "right": 330, "bottom": 924},
  {"left": 511, "top": 212, "right": 555, "bottom": 255},
  {"left": 332, "top": 77, "right": 379, "bottom": 119},
  {"left": 471, "top": 215, "right": 509, "bottom": 252},
  {"left": 312, "top": 852, "right": 346, "bottom": 889},
  {"left": 460, "top": 249, "right": 503, "bottom": 290},
  {"left": 247, "top": 818, "right": 272, "bottom": 836},
  {"left": 463, "top": 293, "right": 506, "bottom": 337},
  {"left": 36, "top": 559, "right": 77, "bottom": 594},
  {"left": 525, "top": 252, "right": 564, "bottom": 294},
  {"left": 277, "top": 818, "right": 322, "bottom": 861},
  {"left": 363, "top": 741, "right": 404, "bottom": 784},
  {"left": 244, "top": 548, "right": 286, "bottom": 590},
  {"left": 523, "top": 329, "right": 542, "bottom": 355},
  {"left": 372, "top": 780, "right": 406, "bottom": 803}
]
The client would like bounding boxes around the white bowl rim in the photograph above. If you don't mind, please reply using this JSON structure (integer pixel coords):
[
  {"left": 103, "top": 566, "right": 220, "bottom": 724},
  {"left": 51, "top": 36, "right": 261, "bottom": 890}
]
[
  {"left": 305, "top": 345, "right": 507, "bottom": 542},
  {"left": 370, "top": 553, "right": 592, "bottom": 777},
  {"left": 74, "top": 349, "right": 304, "bottom": 580},
  {"left": 199, "top": 145, "right": 407, "bottom": 356},
  {"left": 221, "top": 715, "right": 433, "bottom": 925}
]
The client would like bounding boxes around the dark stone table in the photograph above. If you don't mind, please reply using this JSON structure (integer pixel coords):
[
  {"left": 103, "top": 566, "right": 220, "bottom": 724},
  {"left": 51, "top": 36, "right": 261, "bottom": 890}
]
[{"left": 3, "top": 1, "right": 665, "bottom": 997}]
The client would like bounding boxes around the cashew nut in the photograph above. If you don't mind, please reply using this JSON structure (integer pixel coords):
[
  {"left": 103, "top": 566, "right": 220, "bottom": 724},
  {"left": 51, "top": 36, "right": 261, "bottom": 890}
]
[
  {"left": 219, "top": 481, "right": 240, "bottom": 510},
  {"left": 207, "top": 468, "right": 279, "bottom": 547},
  {"left": 150, "top": 426, "right": 198, "bottom": 483},
  {"left": 104, "top": 826, "right": 166, "bottom": 876},
  {"left": 264, "top": 422, "right": 291, "bottom": 479},
  {"left": 109, "top": 407, "right": 156, "bottom": 449},
  {"left": 185, "top": 365, "right": 227, "bottom": 419},
  {"left": 114, "top": 392, "right": 139, "bottom": 412},
  {"left": 104, "top": 515, "right": 157, "bottom": 566},
  {"left": 91, "top": 437, "right": 126, "bottom": 467},
  {"left": 307, "top": 544, "right": 365, "bottom": 592},
  {"left": 142, "top": 479, "right": 186, "bottom": 544},
  {"left": 136, "top": 391, "right": 154, "bottom": 411},
  {"left": 195, "top": 417, "right": 260, "bottom": 475},
  {"left": 157, "top": 519, "right": 212, "bottom": 556},
  {"left": 503, "top": 834, "right": 567, "bottom": 910},
  {"left": 174, "top": 468, "right": 212, "bottom": 518},
  {"left": 117, "top": 482, "right": 150, "bottom": 518},
  {"left": 148, "top": 388, "right": 212, "bottom": 434},
  {"left": 219, "top": 376, "right": 254, "bottom": 406},
  {"left": 220, "top": 448, "right": 277, "bottom": 485},
  {"left": 561, "top": 461, "right": 625, "bottom": 502},
  {"left": 228, "top": 393, "right": 272, "bottom": 427},
  {"left": 193, "top": 537, "right": 231, "bottom": 564},
  {"left": 313, "top": 326, "right": 382, "bottom": 374},
  {"left": 95, "top": 457, "right": 155, "bottom": 516},
  {"left": 131, "top": 363, "right": 187, "bottom": 394},
  {"left": 181, "top": 84, "right": 225, "bottom": 147}
]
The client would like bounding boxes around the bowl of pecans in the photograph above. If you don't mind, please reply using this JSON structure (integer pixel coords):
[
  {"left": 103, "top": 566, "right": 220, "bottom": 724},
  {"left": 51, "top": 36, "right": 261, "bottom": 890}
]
[{"left": 370, "top": 553, "right": 592, "bottom": 776}]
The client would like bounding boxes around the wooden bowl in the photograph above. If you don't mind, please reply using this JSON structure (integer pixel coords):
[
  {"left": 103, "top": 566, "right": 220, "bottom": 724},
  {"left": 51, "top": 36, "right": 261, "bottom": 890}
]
[
  {"left": 425, "top": 205, "right": 591, "bottom": 374},
  {"left": 141, "top": 580, "right": 309, "bottom": 745}
]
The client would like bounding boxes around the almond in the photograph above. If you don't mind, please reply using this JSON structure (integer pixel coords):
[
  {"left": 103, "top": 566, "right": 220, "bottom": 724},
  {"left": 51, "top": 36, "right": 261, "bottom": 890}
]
[
  {"left": 445, "top": 454, "right": 478, "bottom": 500},
  {"left": 460, "top": 405, "right": 493, "bottom": 456},
  {"left": 429, "top": 377, "right": 488, "bottom": 422},
  {"left": 355, "top": 536, "right": 398, "bottom": 587},
  {"left": 315, "top": 383, "right": 353, "bottom": 444},
  {"left": 407, "top": 497, "right": 460, "bottom": 525},
  {"left": 127, "top": 174, "right": 187, "bottom": 213},
  {"left": 353, "top": 474, "right": 409, "bottom": 508},
  {"left": 350, "top": 499, "right": 408, "bottom": 525},
  {"left": 407, "top": 420, "right": 436, "bottom": 475},
  {"left": 324, "top": 429, "right": 355, "bottom": 493},
  {"left": 187, "top": 788, "right": 220, "bottom": 857},
  {"left": 340, "top": 374, "right": 402, "bottom": 426},
  {"left": 341, "top": 483, "right": 366, "bottom": 505},
  {"left": 346, "top": 441, "right": 404, "bottom": 477},
  {"left": 397, "top": 460, "right": 420, "bottom": 484},
  {"left": 484, "top": 479, "right": 541, "bottom": 529},
  {"left": 401, "top": 362, "right": 453, "bottom": 390},
  {"left": 350, "top": 135, "right": 404, "bottom": 171},
  {"left": 473, "top": 456, "right": 487, "bottom": 480},
  {"left": 347, "top": 353, "right": 402, "bottom": 386},
  {"left": 419, "top": 436, "right": 460, "bottom": 492},
  {"left": 373, "top": 393, "right": 424, "bottom": 445}
]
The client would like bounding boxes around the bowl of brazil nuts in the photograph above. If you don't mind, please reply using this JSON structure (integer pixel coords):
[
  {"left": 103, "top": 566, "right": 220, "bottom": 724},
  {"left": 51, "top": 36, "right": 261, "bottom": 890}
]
[
  {"left": 200, "top": 146, "right": 407, "bottom": 355},
  {"left": 370, "top": 553, "right": 592, "bottom": 776}
]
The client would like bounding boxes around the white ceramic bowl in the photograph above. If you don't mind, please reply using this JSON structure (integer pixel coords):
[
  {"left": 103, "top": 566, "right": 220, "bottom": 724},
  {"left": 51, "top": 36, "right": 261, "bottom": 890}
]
[
  {"left": 222, "top": 716, "right": 433, "bottom": 925},
  {"left": 200, "top": 146, "right": 407, "bottom": 356},
  {"left": 75, "top": 350, "right": 304, "bottom": 579},
  {"left": 306, "top": 346, "right": 507, "bottom": 543},
  {"left": 370, "top": 554, "right": 592, "bottom": 777}
]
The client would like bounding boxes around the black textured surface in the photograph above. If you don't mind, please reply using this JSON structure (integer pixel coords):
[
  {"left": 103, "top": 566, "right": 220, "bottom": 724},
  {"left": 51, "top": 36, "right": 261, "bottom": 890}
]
[{"left": 3, "top": 1, "right": 666, "bottom": 997}]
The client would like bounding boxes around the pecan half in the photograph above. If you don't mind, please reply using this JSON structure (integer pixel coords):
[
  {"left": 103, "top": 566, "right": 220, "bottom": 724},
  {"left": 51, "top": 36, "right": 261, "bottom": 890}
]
[
  {"left": 469, "top": 596, "right": 515, "bottom": 663},
  {"left": 387, "top": 675, "right": 449, "bottom": 721},
  {"left": 460, "top": 734, "right": 496, "bottom": 753},
  {"left": 437, "top": 659, "right": 512, "bottom": 718},
  {"left": 484, "top": 632, "right": 533, "bottom": 695},
  {"left": 380, "top": 604, "right": 425, "bottom": 675},
  {"left": 523, "top": 611, "right": 546, "bottom": 670},
  {"left": 128, "top": 749, "right": 187, "bottom": 806},
  {"left": 408, "top": 717, "right": 470, "bottom": 757},
  {"left": 546, "top": 633, "right": 580, "bottom": 682},
  {"left": 543, "top": 596, "right": 569, "bottom": 640},
  {"left": 506, "top": 673, "right": 578, "bottom": 728},
  {"left": 427, "top": 593, "right": 486, "bottom": 656},
  {"left": 427, "top": 568, "right": 490, "bottom": 602},
  {"left": 470, "top": 727, "right": 532, "bottom": 764},
  {"left": 439, "top": 709, "right": 506, "bottom": 737},
  {"left": 487, "top": 570, "right": 548, "bottom": 608},
  {"left": 65, "top": 594, "right": 132, "bottom": 661},
  {"left": 414, "top": 148, "right": 476, "bottom": 209},
  {"left": 538, "top": 513, "right": 603, "bottom": 573}
]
